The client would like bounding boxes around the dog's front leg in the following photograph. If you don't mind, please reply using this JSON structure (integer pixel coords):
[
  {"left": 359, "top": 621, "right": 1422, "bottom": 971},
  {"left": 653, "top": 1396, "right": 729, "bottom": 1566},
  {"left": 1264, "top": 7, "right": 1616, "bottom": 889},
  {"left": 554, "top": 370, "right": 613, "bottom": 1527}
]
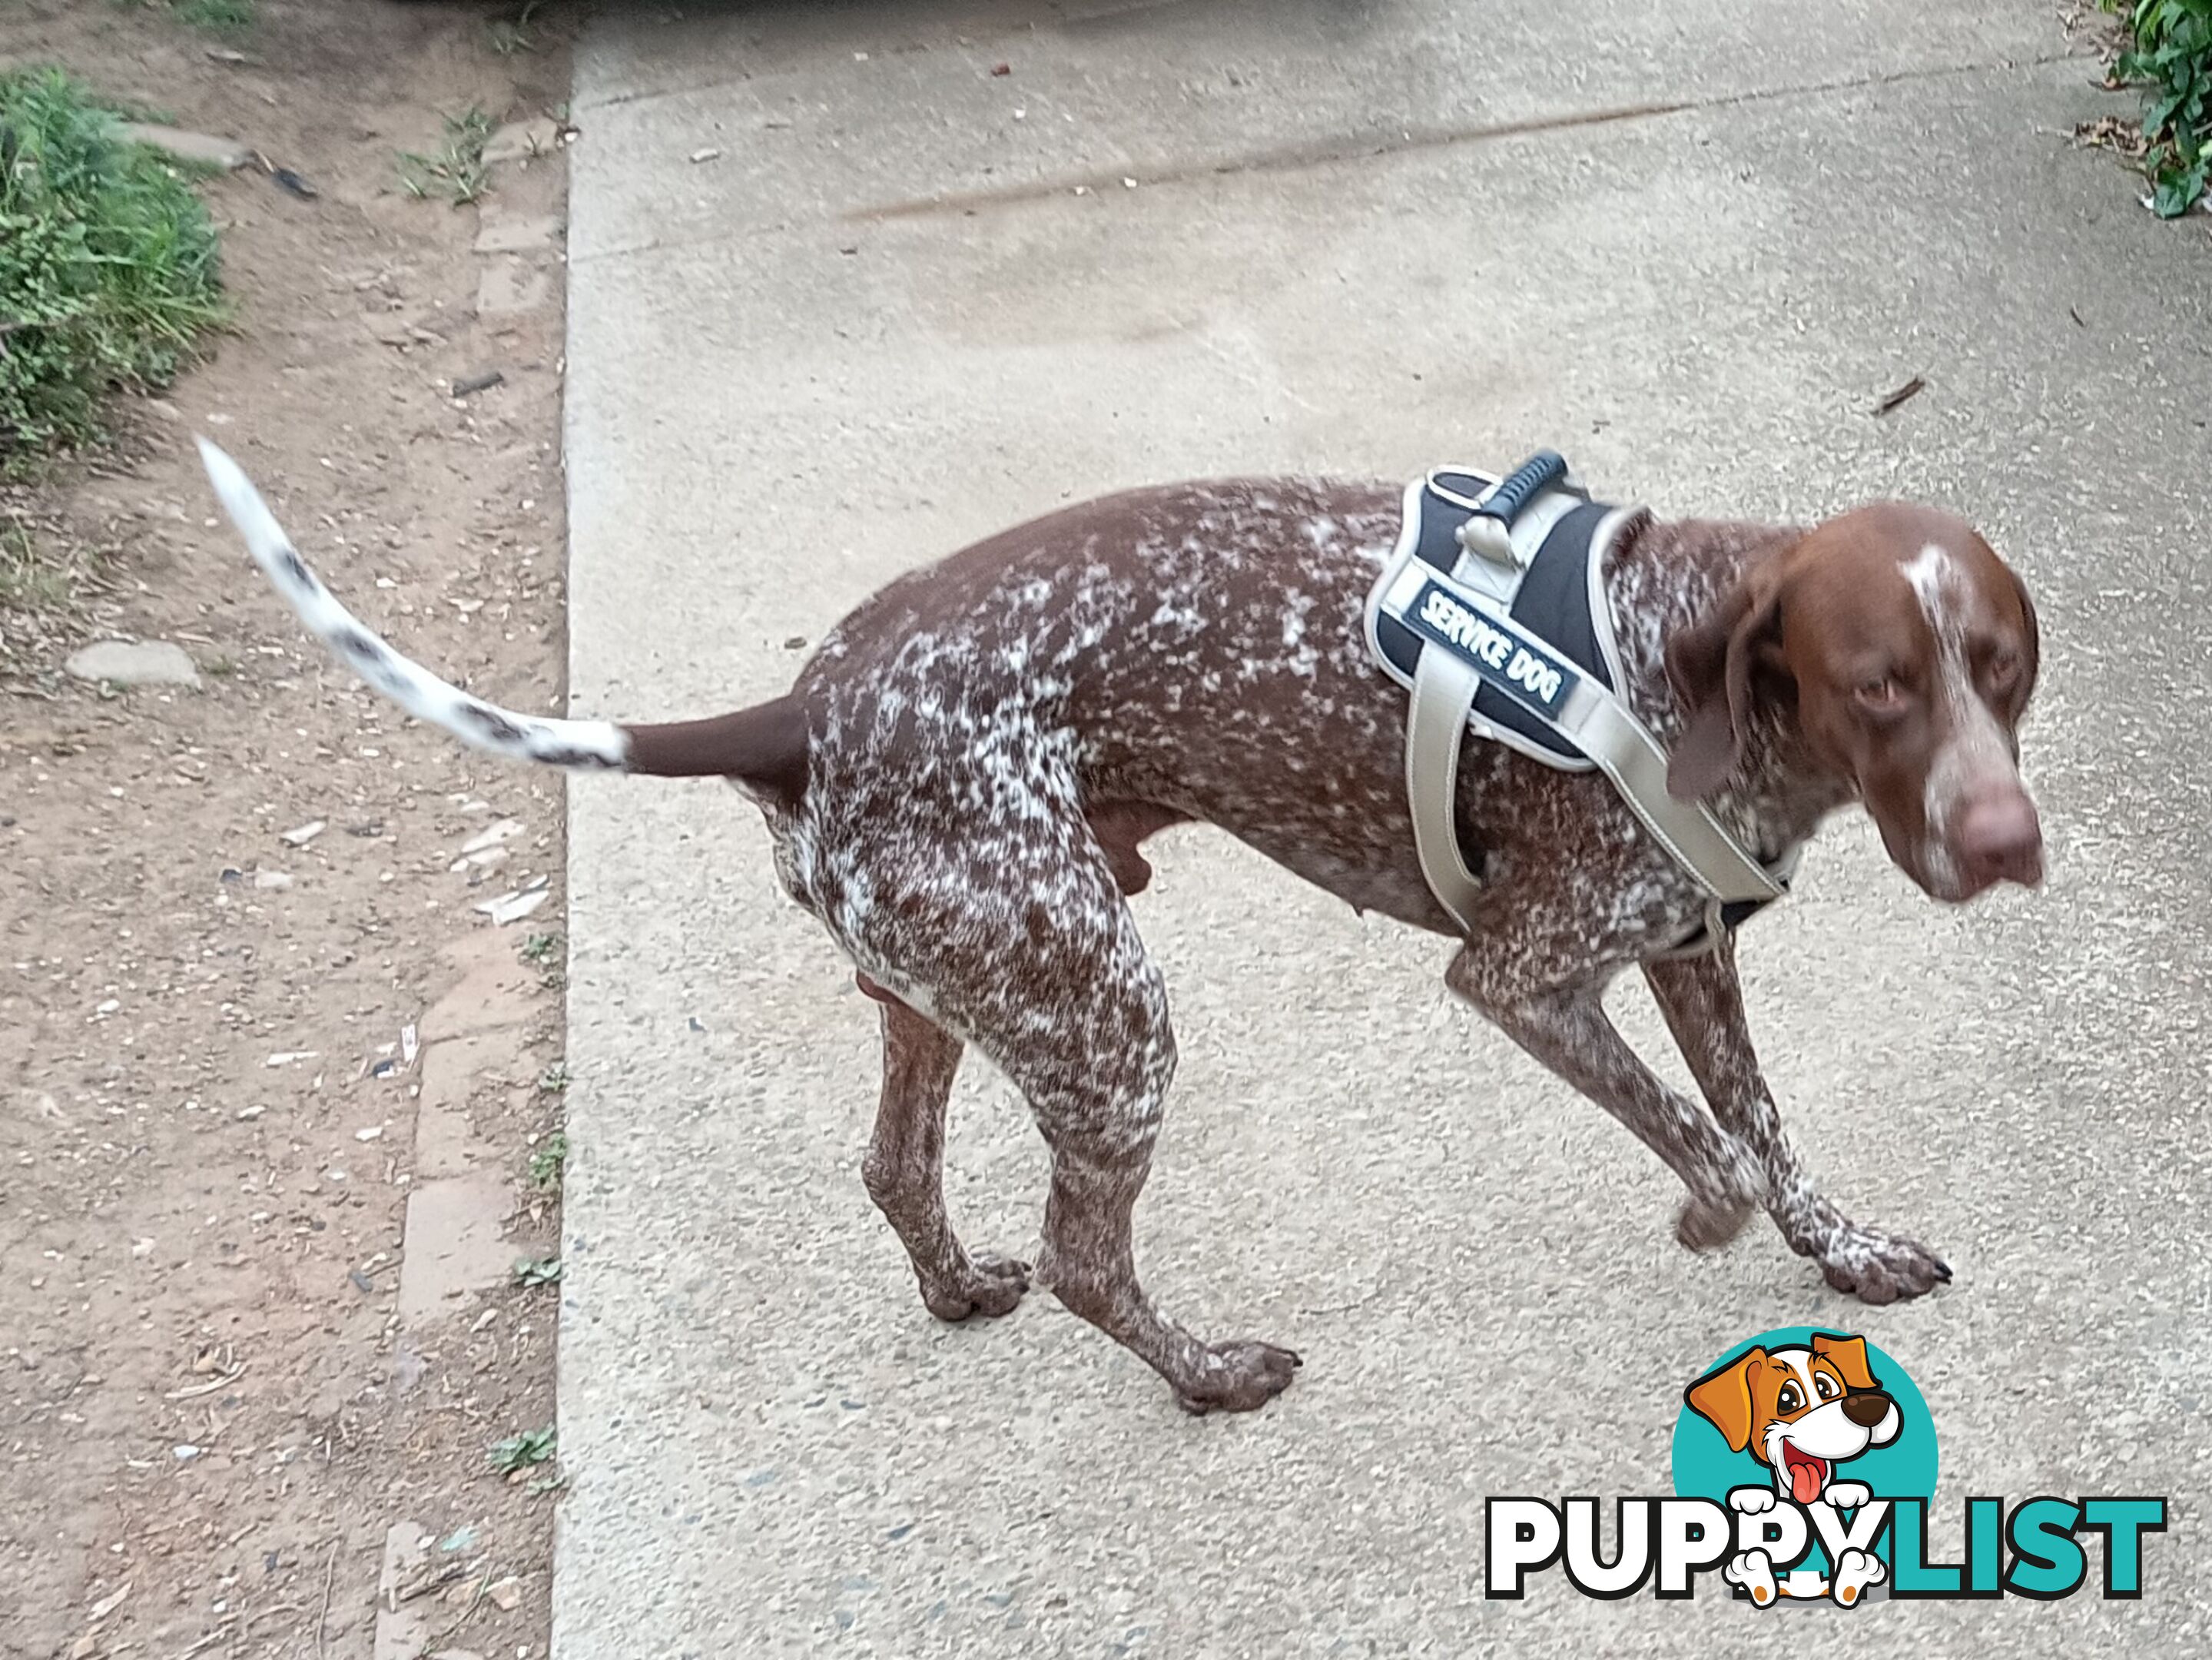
[
  {"left": 1444, "top": 948, "right": 1762, "bottom": 1246},
  {"left": 1641, "top": 939, "right": 1951, "bottom": 1303}
]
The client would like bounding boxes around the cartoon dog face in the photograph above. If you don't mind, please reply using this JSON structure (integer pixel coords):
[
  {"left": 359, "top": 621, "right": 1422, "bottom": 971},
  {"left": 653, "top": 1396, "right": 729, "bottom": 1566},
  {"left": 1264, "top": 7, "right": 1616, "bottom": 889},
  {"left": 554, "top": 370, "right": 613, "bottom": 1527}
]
[{"left": 1685, "top": 1333, "right": 1902, "bottom": 1506}]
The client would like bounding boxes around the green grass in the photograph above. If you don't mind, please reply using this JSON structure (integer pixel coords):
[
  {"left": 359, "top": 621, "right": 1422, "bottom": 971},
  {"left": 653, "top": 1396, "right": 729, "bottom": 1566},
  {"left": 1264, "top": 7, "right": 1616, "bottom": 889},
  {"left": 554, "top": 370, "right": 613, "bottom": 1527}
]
[
  {"left": 0, "top": 508, "right": 106, "bottom": 641},
  {"left": 0, "top": 522, "right": 70, "bottom": 609},
  {"left": 175, "top": 0, "right": 257, "bottom": 32},
  {"left": 0, "top": 67, "right": 227, "bottom": 459},
  {"left": 399, "top": 108, "right": 495, "bottom": 206},
  {"left": 2104, "top": 0, "right": 2212, "bottom": 215},
  {"left": 487, "top": 2, "right": 548, "bottom": 57}
]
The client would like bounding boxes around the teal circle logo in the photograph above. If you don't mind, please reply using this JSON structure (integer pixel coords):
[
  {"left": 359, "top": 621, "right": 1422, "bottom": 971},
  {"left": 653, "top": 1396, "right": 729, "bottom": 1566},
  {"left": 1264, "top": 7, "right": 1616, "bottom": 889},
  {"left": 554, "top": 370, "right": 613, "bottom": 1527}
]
[{"left": 1672, "top": 1327, "right": 1937, "bottom": 1588}]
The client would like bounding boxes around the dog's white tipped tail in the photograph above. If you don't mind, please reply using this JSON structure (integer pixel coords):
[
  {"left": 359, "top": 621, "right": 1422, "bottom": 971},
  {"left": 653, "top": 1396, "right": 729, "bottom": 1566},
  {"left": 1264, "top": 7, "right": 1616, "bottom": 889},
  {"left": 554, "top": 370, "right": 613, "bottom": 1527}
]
[
  {"left": 194, "top": 437, "right": 632, "bottom": 772},
  {"left": 197, "top": 436, "right": 295, "bottom": 588}
]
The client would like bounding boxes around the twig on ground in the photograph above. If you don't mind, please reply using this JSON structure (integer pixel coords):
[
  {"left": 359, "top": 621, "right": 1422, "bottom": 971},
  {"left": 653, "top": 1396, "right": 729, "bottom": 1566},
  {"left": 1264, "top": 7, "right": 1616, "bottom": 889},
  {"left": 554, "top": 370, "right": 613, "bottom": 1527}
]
[
  {"left": 315, "top": 1540, "right": 337, "bottom": 1658},
  {"left": 164, "top": 1361, "right": 247, "bottom": 1400}
]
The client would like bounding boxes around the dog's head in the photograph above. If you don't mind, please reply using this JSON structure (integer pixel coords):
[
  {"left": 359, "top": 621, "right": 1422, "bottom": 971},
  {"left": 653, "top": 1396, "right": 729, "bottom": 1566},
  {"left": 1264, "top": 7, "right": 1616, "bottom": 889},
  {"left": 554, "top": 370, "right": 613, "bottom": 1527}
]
[
  {"left": 1665, "top": 503, "right": 2041, "bottom": 902},
  {"left": 1684, "top": 1333, "right": 1902, "bottom": 1506}
]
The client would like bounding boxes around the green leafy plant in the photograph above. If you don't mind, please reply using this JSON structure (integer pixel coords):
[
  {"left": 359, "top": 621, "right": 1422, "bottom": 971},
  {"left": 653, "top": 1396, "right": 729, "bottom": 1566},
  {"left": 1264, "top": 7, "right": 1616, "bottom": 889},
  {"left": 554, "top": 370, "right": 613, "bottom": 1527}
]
[
  {"left": 0, "top": 67, "right": 227, "bottom": 458},
  {"left": 512, "top": 1253, "right": 562, "bottom": 1287},
  {"left": 2104, "top": 0, "right": 2212, "bottom": 215},
  {"left": 527, "top": 1128, "right": 568, "bottom": 1189},
  {"left": 398, "top": 108, "right": 494, "bottom": 205},
  {"left": 519, "top": 931, "right": 565, "bottom": 988},
  {"left": 488, "top": 1423, "right": 557, "bottom": 1474}
]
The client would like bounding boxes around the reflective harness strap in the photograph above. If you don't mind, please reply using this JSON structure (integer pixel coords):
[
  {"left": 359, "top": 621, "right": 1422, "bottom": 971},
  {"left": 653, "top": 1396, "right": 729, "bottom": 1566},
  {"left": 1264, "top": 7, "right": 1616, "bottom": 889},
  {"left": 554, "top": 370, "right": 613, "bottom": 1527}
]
[
  {"left": 1381, "top": 451, "right": 1790, "bottom": 934},
  {"left": 1405, "top": 647, "right": 1487, "bottom": 934},
  {"left": 1549, "top": 672, "right": 1786, "bottom": 905},
  {"left": 1397, "top": 556, "right": 1785, "bottom": 911}
]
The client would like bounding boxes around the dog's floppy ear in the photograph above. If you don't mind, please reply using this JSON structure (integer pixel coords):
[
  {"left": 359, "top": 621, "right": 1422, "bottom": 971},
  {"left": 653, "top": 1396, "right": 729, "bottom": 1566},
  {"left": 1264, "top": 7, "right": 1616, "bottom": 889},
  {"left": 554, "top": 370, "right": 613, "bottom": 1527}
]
[
  {"left": 2004, "top": 559, "right": 2040, "bottom": 705},
  {"left": 1810, "top": 1332, "right": 1879, "bottom": 1393},
  {"left": 1665, "top": 571, "right": 1786, "bottom": 802},
  {"left": 1684, "top": 1346, "right": 1767, "bottom": 1454}
]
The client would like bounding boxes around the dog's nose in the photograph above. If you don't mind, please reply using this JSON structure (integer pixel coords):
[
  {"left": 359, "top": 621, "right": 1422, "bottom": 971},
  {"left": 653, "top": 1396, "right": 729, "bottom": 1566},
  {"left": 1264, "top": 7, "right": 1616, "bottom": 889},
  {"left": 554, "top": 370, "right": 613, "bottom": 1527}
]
[
  {"left": 1842, "top": 1389, "right": 1893, "bottom": 1428},
  {"left": 1955, "top": 790, "right": 2043, "bottom": 888}
]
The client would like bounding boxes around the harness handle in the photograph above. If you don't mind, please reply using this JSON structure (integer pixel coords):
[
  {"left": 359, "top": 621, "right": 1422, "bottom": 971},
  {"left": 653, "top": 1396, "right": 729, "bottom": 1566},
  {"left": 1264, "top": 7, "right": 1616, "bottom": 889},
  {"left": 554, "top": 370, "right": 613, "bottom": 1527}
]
[{"left": 1472, "top": 450, "right": 1568, "bottom": 530}]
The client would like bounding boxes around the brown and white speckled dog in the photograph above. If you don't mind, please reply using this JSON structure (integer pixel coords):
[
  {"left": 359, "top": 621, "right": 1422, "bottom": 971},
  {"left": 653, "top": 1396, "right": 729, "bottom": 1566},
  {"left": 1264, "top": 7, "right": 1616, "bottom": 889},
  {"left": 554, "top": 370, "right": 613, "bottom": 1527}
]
[{"left": 199, "top": 440, "right": 2042, "bottom": 1415}]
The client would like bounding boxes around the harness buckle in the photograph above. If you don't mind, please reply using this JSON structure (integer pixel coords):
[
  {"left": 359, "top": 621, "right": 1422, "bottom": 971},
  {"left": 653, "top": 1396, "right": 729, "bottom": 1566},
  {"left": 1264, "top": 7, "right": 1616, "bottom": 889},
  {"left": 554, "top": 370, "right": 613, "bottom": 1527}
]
[
  {"left": 1456, "top": 449, "right": 1569, "bottom": 569},
  {"left": 1457, "top": 513, "right": 1521, "bottom": 568}
]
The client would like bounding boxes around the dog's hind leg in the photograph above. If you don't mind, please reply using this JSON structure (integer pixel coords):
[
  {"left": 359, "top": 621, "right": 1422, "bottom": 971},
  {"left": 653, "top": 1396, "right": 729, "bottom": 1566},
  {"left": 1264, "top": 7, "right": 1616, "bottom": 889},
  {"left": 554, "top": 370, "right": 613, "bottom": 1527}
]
[
  {"left": 1642, "top": 940, "right": 1949, "bottom": 1304},
  {"left": 861, "top": 993, "right": 1030, "bottom": 1321},
  {"left": 837, "top": 806, "right": 1298, "bottom": 1413},
  {"left": 1000, "top": 931, "right": 1302, "bottom": 1416}
]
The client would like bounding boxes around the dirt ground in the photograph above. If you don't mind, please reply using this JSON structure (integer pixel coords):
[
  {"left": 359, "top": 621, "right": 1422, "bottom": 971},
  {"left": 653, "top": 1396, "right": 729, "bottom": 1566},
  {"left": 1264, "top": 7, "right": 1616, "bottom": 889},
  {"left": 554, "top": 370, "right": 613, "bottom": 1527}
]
[{"left": 2, "top": 4, "right": 586, "bottom": 1656}]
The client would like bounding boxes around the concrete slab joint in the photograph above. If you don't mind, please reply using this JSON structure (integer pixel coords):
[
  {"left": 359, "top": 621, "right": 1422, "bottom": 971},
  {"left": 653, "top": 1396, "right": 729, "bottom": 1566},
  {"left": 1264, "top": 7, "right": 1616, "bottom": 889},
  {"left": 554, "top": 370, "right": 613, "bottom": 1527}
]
[{"left": 394, "top": 934, "right": 542, "bottom": 1327}]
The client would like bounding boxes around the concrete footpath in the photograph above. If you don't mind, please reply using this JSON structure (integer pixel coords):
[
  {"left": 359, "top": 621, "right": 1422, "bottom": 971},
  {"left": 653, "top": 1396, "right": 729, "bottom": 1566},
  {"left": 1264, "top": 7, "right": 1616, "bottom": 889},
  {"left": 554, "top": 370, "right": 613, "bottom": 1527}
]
[{"left": 556, "top": 2, "right": 2211, "bottom": 1652}]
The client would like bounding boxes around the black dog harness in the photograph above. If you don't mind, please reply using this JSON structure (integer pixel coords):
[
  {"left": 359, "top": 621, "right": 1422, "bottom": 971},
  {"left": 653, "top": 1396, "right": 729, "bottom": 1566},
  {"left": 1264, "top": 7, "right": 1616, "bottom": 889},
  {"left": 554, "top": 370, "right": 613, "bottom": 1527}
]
[{"left": 1363, "top": 453, "right": 1796, "bottom": 953}]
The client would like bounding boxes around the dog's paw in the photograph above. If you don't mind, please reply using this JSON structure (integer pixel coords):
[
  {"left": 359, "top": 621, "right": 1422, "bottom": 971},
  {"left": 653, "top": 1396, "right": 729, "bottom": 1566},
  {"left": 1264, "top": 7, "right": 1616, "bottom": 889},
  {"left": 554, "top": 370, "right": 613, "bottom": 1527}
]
[
  {"left": 1724, "top": 1549, "right": 1779, "bottom": 1607},
  {"left": 1831, "top": 1546, "right": 1886, "bottom": 1606},
  {"left": 1815, "top": 1224, "right": 1950, "bottom": 1305},
  {"left": 1675, "top": 1190, "right": 1756, "bottom": 1252},
  {"left": 921, "top": 1253, "right": 1030, "bottom": 1322},
  {"left": 1172, "top": 1340, "right": 1302, "bottom": 1416},
  {"left": 1728, "top": 1486, "right": 1777, "bottom": 1516},
  {"left": 1824, "top": 1481, "right": 1872, "bottom": 1511}
]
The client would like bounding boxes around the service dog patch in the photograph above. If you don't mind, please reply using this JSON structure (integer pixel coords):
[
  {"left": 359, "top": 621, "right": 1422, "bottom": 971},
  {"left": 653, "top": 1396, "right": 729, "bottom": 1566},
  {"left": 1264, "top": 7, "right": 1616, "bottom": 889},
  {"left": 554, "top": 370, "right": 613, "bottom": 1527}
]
[
  {"left": 1365, "top": 466, "right": 1630, "bottom": 772},
  {"left": 1401, "top": 576, "right": 1576, "bottom": 720}
]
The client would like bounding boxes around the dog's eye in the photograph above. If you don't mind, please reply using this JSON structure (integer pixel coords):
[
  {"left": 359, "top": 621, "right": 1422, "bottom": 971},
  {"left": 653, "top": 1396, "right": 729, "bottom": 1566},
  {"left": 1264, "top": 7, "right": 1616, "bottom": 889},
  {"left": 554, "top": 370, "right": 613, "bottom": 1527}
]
[
  {"left": 1816, "top": 1374, "right": 1839, "bottom": 1400},
  {"left": 1776, "top": 1383, "right": 1802, "bottom": 1414},
  {"left": 1986, "top": 649, "right": 2021, "bottom": 692},
  {"left": 1853, "top": 676, "right": 1905, "bottom": 714}
]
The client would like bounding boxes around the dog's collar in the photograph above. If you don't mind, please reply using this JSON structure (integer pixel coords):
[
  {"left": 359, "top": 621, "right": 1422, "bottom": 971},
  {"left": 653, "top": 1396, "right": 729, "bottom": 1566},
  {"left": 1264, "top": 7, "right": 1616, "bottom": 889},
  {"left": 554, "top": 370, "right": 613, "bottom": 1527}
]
[{"left": 1365, "top": 453, "right": 1793, "bottom": 940}]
